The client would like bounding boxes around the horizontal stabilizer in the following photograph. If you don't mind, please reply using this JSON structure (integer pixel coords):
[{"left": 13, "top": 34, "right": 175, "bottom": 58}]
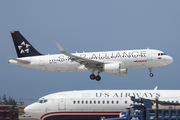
[{"left": 8, "top": 58, "right": 30, "bottom": 64}]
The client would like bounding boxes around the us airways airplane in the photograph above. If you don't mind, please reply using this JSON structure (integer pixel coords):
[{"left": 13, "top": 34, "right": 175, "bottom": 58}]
[
  {"left": 8, "top": 31, "right": 173, "bottom": 81},
  {"left": 24, "top": 88, "right": 180, "bottom": 120}
]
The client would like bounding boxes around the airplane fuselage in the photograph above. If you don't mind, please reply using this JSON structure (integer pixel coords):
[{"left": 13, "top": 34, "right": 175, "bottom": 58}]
[{"left": 24, "top": 90, "right": 180, "bottom": 120}]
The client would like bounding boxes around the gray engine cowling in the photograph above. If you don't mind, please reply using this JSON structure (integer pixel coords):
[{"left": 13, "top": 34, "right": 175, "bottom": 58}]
[{"left": 104, "top": 63, "right": 128, "bottom": 76}]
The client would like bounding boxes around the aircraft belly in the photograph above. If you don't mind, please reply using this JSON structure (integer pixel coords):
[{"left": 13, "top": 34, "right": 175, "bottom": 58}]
[{"left": 46, "top": 62, "right": 79, "bottom": 72}]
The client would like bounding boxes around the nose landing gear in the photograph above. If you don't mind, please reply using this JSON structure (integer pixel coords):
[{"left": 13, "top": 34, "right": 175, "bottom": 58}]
[{"left": 149, "top": 68, "right": 154, "bottom": 77}]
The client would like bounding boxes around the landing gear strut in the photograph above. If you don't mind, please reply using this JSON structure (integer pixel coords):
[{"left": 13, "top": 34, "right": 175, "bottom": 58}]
[
  {"left": 149, "top": 68, "right": 154, "bottom": 77},
  {"left": 90, "top": 72, "right": 101, "bottom": 81}
]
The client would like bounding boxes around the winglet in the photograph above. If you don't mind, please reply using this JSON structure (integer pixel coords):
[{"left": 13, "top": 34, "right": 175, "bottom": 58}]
[
  {"left": 154, "top": 86, "right": 158, "bottom": 90},
  {"left": 55, "top": 42, "right": 66, "bottom": 54}
]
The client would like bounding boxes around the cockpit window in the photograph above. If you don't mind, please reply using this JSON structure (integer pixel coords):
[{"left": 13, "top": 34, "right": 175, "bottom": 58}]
[
  {"left": 38, "top": 99, "right": 48, "bottom": 103},
  {"left": 158, "top": 53, "right": 166, "bottom": 56}
]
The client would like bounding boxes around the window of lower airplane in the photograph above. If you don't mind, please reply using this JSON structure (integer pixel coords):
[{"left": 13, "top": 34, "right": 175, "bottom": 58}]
[
  {"left": 82, "top": 101, "right": 84, "bottom": 104},
  {"left": 98, "top": 101, "right": 100, "bottom": 104},
  {"left": 39, "top": 100, "right": 43, "bottom": 103},
  {"left": 125, "top": 100, "right": 127, "bottom": 104},
  {"left": 107, "top": 101, "right": 109, "bottom": 104},
  {"left": 86, "top": 101, "right": 88, "bottom": 104},
  {"left": 112, "top": 101, "right": 114, "bottom": 104},
  {"left": 94, "top": 101, "right": 96, "bottom": 104},
  {"left": 73, "top": 101, "right": 76, "bottom": 104},
  {"left": 90, "top": 101, "right": 92, "bottom": 104},
  {"left": 44, "top": 100, "right": 48, "bottom": 103},
  {"left": 77, "top": 101, "right": 80, "bottom": 104},
  {"left": 102, "top": 101, "right": 105, "bottom": 104},
  {"left": 116, "top": 101, "right": 119, "bottom": 104}
]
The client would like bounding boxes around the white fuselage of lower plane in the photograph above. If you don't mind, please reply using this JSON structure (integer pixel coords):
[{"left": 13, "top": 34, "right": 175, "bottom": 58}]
[
  {"left": 9, "top": 49, "right": 173, "bottom": 73},
  {"left": 24, "top": 90, "right": 180, "bottom": 120}
]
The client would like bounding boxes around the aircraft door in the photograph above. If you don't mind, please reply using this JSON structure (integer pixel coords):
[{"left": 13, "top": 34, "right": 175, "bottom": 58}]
[
  {"left": 147, "top": 51, "right": 152, "bottom": 60},
  {"left": 39, "top": 59, "right": 44, "bottom": 67},
  {"left": 58, "top": 94, "right": 66, "bottom": 110}
]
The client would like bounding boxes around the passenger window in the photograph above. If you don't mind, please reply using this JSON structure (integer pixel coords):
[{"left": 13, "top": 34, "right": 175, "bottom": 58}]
[
  {"left": 112, "top": 101, "right": 114, "bottom": 104},
  {"left": 125, "top": 100, "right": 127, "bottom": 104},
  {"left": 107, "top": 101, "right": 109, "bottom": 104},
  {"left": 86, "top": 101, "right": 88, "bottom": 104},
  {"left": 82, "top": 101, "right": 84, "bottom": 104},
  {"left": 77, "top": 101, "right": 80, "bottom": 104},
  {"left": 73, "top": 101, "right": 76, "bottom": 104},
  {"left": 94, "top": 101, "right": 96, "bottom": 104},
  {"left": 102, "top": 101, "right": 105, "bottom": 104},
  {"left": 116, "top": 101, "right": 119, "bottom": 104},
  {"left": 90, "top": 101, "right": 92, "bottom": 104},
  {"left": 98, "top": 101, "right": 100, "bottom": 104}
]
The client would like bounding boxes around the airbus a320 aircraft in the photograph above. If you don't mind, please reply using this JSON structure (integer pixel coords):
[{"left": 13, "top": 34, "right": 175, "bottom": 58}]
[
  {"left": 8, "top": 31, "right": 173, "bottom": 81},
  {"left": 24, "top": 87, "right": 180, "bottom": 120}
]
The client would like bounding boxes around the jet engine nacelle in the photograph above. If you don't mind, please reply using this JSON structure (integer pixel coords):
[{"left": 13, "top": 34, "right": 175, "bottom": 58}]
[{"left": 104, "top": 63, "right": 128, "bottom": 76}]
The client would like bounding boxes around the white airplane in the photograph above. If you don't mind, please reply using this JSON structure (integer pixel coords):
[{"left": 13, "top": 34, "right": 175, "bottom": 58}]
[
  {"left": 24, "top": 87, "right": 180, "bottom": 120},
  {"left": 8, "top": 31, "right": 173, "bottom": 81}
]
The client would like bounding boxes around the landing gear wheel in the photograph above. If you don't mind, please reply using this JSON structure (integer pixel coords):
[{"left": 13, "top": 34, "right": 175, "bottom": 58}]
[
  {"left": 149, "top": 73, "right": 154, "bottom": 77},
  {"left": 95, "top": 75, "right": 101, "bottom": 81},
  {"left": 90, "top": 74, "right": 96, "bottom": 80}
]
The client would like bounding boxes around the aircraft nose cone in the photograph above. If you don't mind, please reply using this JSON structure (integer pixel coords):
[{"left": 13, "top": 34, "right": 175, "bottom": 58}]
[
  {"left": 168, "top": 56, "right": 173, "bottom": 64},
  {"left": 24, "top": 105, "right": 31, "bottom": 114},
  {"left": 164, "top": 56, "right": 173, "bottom": 65},
  {"left": 24, "top": 103, "right": 37, "bottom": 117}
]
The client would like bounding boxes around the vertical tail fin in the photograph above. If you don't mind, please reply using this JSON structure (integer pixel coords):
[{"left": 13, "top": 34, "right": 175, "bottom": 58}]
[{"left": 11, "top": 31, "right": 43, "bottom": 58}]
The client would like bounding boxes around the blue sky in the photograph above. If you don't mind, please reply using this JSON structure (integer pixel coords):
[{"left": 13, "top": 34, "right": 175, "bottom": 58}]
[{"left": 1, "top": 1, "right": 180, "bottom": 105}]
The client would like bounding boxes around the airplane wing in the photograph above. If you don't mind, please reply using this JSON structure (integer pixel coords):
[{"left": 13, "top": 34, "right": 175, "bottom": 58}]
[
  {"left": 55, "top": 42, "right": 104, "bottom": 69},
  {"left": 8, "top": 58, "right": 30, "bottom": 64},
  {"left": 151, "top": 100, "right": 180, "bottom": 106},
  {"left": 132, "top": 97, "right": 180, "bottom": 106}
]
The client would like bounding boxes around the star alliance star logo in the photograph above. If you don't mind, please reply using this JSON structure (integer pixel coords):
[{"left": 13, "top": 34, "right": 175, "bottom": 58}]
[{"left": 18, "top": 41, "right": 30, "bottom": 54}]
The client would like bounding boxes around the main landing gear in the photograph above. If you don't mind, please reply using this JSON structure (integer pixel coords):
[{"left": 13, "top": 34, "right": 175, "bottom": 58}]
[
  {"left": 90, "top": 73, "right": 101, "bottom": 81},
  {"left": 149, "top": 68, "right": 154, "bottom": 77}
]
